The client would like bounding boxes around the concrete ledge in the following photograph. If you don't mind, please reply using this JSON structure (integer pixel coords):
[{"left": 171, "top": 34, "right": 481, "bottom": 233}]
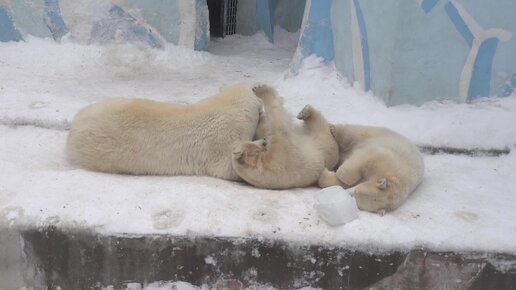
[{"left": 2, "top": 226, "right": 515, "bottom": 289}]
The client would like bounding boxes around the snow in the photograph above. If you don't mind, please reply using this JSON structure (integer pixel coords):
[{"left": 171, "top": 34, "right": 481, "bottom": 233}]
[
  {"left": 106, "top": 280, "right": 318, "bottom": 290},
  {"left": 314, "top": 186, "right": 359, "bottom": 226},
  {"left": 1, "top": 30, "right": 516, "bottom": 256}
]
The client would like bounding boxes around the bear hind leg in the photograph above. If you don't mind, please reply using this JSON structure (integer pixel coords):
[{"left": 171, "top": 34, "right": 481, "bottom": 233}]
[
  {"left": 297, "top": 105, "right": 332, "bottom": 135},
  {"left": 254, "top": 108, "right": 269, "bottom": 140}
]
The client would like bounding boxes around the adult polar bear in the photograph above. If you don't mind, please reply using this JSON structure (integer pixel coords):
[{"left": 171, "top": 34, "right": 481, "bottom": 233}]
[
  {"left": 318, "top": 125, "right": 425, "bottom": 213},
  {"left": 66, "top": 83, "right": 263, "bottom": 180}
]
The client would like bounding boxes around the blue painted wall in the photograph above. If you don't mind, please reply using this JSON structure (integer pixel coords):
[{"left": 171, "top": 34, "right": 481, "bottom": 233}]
[
  {"left": 297, "top": 0, "right": 334, "bottom": 63},
  {"left": 44, "top": 0, "right": 68, "bottom": 40},
  {"left": 0, "top": 0, "right": 68, "bottom": 42},
  {"left": 91, "top": 4, "right": 163, "bottom": 48},
  {"left": 0, "top": 6, "right": 23, "bottom": 42},
  {"left": 123, "top": 0, "right": 181, "bottom": 45},
  {"left": 194, "top": 0, "right": 209, "bottom": 51},
  {"left": 322, "top": 0, "right": 516, "bottom": 105},
  {"left": 0, "top": 0, "right": 304, "bottom": 48},
  {"left": 0, "top": 0, "right": 208, "bottom": 50},
  {"left": 10, "top": 1, "right": 51, "bottom": 39},
  {"left": 256, "top": 0, "right": 276, "bottom": 42}
]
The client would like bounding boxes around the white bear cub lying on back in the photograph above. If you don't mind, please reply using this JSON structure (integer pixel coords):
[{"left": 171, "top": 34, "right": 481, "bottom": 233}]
[
  {"left": 318, "top": 125, "right": 424, "bottom": 214},
  {"left": 232, "top": 84, "right": 339, "bottom": 189},
  {"left": 66, "top": 83, "right": 263, "bottom": 180}
]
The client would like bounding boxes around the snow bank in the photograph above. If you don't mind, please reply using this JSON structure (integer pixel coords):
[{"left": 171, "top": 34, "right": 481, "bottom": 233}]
[{"left": 1, "top": 31, "right": 516, "bottom": 254}]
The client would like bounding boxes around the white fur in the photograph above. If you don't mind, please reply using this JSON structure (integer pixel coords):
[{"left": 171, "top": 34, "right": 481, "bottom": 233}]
[
  {"left": 318, "top": 124, "right": 425, "bottom": 213},
  {"left": 232, "top": 84, "right": 339, "bottom": 189},
  {"left": 66, "top": 83, "right": 263, "bottom": 180}
]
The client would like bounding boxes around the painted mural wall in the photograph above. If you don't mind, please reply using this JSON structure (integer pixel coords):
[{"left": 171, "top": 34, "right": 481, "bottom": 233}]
[
  {"left": 0, "top": 0, "right": 304, "bottom": 49},
  {"left": 0, "top": 0, "right": 209, "bottom": 50},
  {"left": 296, "top": 0, "right": 516, "bottom": 105}
]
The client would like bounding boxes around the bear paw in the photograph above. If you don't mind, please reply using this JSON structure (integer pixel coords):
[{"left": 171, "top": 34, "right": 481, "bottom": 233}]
[
  {"left": 232, "top": 140, "right": 266, "bottom": 159},
  {"left": 297, "top": 104, "right": 314, "bottom": 120},
  {"left": 254, "top": 138, "right": 268, "bottom": 149},
  {"left": 252, "top": 83, "right": 273, "bottom": 98}
]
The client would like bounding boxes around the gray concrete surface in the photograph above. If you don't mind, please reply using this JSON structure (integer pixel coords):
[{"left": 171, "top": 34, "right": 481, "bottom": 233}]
[{"left": 1, "top": 226, "right": 515, "bottom": 289}]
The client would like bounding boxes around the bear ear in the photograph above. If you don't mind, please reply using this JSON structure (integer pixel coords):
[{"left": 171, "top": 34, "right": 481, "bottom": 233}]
[{"left": 376, "top": 178, "right": 388, "bottom": 190}]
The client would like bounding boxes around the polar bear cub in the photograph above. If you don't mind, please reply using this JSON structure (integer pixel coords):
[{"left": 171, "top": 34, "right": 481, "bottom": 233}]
[
  {"left": 66, "top": 83, "right": 263, "bottom": 180},
  {"left": 318, "top": 125, "right": 424, "bottom": 213},
  {"left": 231, "top": 84, "right": 339, "bottom": 189}
]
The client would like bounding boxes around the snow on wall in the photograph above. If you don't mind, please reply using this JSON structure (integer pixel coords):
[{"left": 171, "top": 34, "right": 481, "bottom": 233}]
[
  {"left": 0, "top": 0, "right": 209, "bottom": 50},
  {"left": 295, "top": 0, "right": 516, "bottom": 105},
  {"left": 1, "top": 0, "right": 514, "bottom": 105},
  {"left": 291, "top": 0, "right": 334, "bottom": 74}
]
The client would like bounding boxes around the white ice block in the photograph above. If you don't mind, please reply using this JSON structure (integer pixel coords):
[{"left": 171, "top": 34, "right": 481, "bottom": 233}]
[{"left": 314, "top": 186, "right": 359, "bottom": 226}]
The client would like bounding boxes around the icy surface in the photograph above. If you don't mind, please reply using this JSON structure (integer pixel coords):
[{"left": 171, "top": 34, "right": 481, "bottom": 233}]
[
  {"left": 1, "top": 31, "right": 516, "bottom": 253},
  {"left": 314, "top": 186, "right": 359, "bottom": 226}
]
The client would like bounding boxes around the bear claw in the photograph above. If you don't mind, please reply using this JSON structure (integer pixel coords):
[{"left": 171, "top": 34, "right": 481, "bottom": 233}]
[
  {"left": 297, "top": 105, "right": 313, "bottom": 120},
  {"left": 329, "top": 124, "right": 336, "bottom": 137}
]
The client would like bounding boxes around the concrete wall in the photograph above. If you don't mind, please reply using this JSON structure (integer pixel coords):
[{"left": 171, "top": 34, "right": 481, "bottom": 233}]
[
  {"left": 274, "top": 0, "right": 305, "bottom": 33},
  {"left": 235, "top": 0, "right": 256, "bottom": 36},
  {"left": 2, "top": 226, "right": 515, "bottom": 289},
  {"left": 296, "top": 0, "right": 516, "bottom": 105}
]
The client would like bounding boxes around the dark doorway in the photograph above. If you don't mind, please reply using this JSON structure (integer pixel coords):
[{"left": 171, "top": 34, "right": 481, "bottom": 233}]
[{"left": 207, "top": 0, "right": 238, "bottom": 38}]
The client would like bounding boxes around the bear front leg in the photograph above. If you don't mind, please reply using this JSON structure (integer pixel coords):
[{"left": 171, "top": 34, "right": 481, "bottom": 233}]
[
  {"left": 252, "top": 84, "right": 281, "bottom": 108},
  {"left": 254, "top": 108, "right": 269, "bottom": 140}
]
